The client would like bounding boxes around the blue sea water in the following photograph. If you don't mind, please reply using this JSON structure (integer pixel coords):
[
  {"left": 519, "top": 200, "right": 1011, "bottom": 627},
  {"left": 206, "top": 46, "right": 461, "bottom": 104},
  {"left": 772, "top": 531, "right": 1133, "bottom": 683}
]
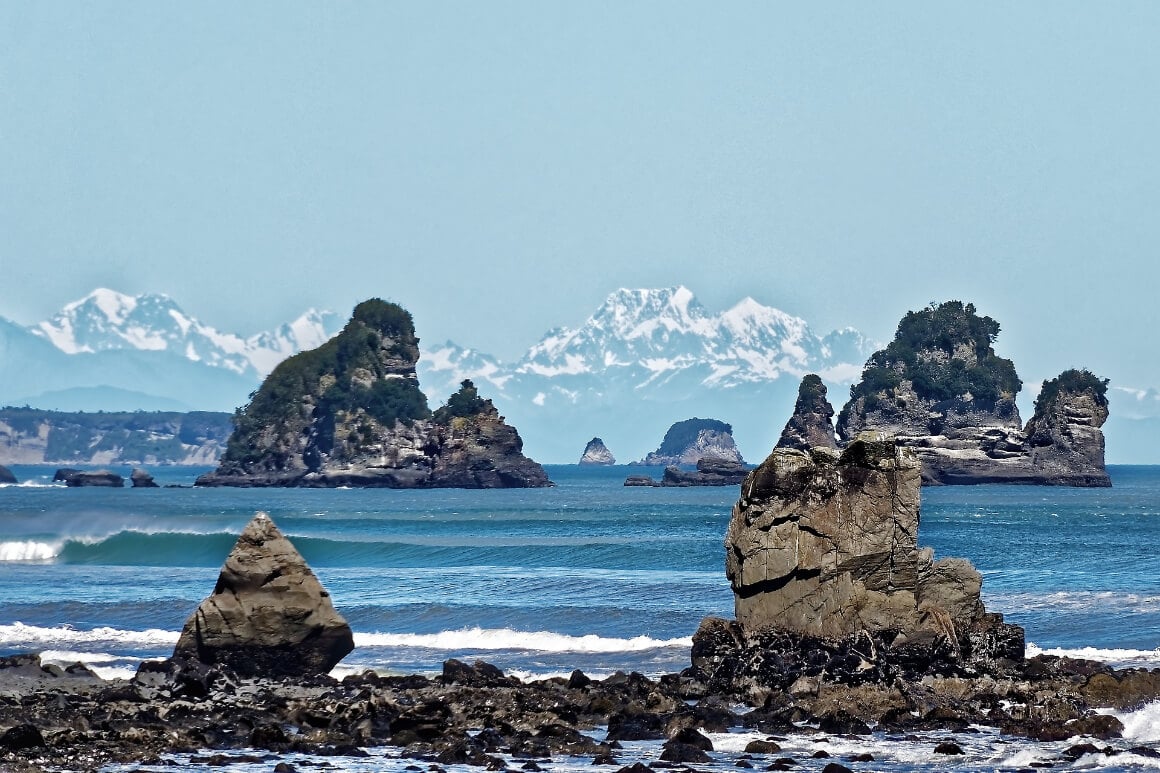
[{"left": 3, "top": 463, "right": 1160, "bottom": 771}]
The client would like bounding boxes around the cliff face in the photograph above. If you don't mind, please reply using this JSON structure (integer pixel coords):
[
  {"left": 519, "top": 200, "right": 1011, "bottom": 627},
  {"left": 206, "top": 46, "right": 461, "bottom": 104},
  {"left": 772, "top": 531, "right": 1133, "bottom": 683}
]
[
  {"left": 638, "top": 418, "right": 743, "bottom": 465},
  {"left": 196, "top": 300, "right": 550, "bottom": 488},
  {"left": 0, "top": 409, "right": 231, "bottom": 465},
  {"left": 836, "top": 302, "right": 1108, "bottom": 487},
  {"left": 579, "top": 437, "right": 616, "bottom": 465}
]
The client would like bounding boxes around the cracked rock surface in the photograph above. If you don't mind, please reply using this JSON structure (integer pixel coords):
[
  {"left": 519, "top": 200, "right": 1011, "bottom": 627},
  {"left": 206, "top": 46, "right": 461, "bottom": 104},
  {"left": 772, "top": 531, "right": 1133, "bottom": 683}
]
[
  {"left": 726, "top": 433, "right": 1003, "bottom": 643},
  {"left": 173, "top": 512, "right": 354, "bottom": 677}
]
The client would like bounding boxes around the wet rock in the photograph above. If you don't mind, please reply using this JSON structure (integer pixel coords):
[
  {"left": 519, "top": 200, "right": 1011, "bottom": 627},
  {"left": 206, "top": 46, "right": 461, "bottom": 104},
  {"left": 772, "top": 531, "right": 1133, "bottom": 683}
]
[
  {"left": 172, "top": 512, "right": 354, "bottom": 677},
  {"left": 817, "top": 711, "right": 870, "bottom": 735},
  {"left": 933, "top": 741, "right": 964, "bottom": 755},
  {"left": 442, "top": 659, "right": 512, "bottom": 687},
  {"left": 0, "top": 465, "right": 16, "bottom": 484},
  {"left": 659, "top": 740, "right": 711, "bottom": 763},
  {"left": 744, "top": 740, "right": 782, "bottom": 754},
  {"left": 820, "top": 764, "right": 852, "bottom": 773},
  {"left": 623, "top": 476, "right": 659, "bottom": 487},
  {"left": 0, "top": 724, "right": 45, "bottom": 749}
]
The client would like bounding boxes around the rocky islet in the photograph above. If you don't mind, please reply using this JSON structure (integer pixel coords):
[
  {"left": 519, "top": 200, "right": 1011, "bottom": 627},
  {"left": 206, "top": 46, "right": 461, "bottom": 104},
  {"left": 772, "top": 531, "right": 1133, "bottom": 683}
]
[{"left": 194, "top": 300, "right": 551, "bottom": 489}]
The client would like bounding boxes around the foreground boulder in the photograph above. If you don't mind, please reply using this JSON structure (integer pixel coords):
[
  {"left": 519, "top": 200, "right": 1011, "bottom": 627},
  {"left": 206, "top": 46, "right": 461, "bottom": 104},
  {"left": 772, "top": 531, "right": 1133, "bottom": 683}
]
[
  {"left": 173, "top": 512, "right": 354, "bottom": 676},
  {"left": 836, "top": 301, "right": 1109, "bottom": 486},
  {"left": 195, "top": 300, "right": 550, "bottom": 489},
  {"left": 694, "top": 432, "right": 1023, "bottom": 699}
]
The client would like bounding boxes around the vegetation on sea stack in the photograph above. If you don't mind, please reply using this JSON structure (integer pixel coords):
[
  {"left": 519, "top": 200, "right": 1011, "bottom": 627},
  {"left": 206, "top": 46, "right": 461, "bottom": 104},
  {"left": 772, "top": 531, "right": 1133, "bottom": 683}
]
[
  {"left": 846, "top": 300, "right": 1022, "bottom": 407},
  {"left": 432, "top": 380, "right": 490, "bottom": 425},
  {"left": 656, "top": 417, "right": 732, "bottom": 457},
  {"left": 224, "top": 299, "right": 431, "bottom": 469},
  {"left": 1035, "top": 368, "right": 1109, "bottom": 413}
]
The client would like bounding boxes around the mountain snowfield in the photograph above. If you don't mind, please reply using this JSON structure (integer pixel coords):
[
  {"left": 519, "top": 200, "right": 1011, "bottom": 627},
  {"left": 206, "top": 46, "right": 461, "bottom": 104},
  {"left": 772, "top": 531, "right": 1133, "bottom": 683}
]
[
  {"left": 34, "top": 289, "right": 341, "bottom": 378},
  {"left": 1, "top": 286, "right": 1154, "bottom": 462}
]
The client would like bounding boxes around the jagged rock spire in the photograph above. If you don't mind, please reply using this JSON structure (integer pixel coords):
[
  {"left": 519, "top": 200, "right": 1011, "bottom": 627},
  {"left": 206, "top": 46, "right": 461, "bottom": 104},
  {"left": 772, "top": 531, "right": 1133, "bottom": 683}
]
[{"left": 775, "top": 374, "right": 837, "bottom": 451}]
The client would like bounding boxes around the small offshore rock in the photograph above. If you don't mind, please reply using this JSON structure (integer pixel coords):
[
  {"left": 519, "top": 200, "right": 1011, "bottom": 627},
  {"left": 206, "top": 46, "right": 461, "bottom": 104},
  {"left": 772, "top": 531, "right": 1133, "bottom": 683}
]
[
  {"left": 65, "top": 469, "right": 124, "bottom": 487},
  {"left": 659, "top": 740, "right": 711, "bottom": 763},
  {"left": 933, "top": 742, "right": 964, "bottom": 755},
  {"left": 0, "top": 465, "right": 16, "bottom": 484},
  {"left": 820, "top": 764, "right": 853, "bottom": 773},
  {"left": 744, "top": 740, "right": 782, "bottom": 754},
  {"left": 130, "top": 468, "right": 159, "bottom": 488},
  {"left": 579, "top": 437, "right": 616, "bottom": 466}
]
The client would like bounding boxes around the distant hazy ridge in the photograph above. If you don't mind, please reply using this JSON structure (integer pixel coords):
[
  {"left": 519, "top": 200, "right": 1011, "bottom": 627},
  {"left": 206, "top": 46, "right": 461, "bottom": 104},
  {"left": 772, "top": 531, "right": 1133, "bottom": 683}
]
[{"left": 0, "top": 408, "right": 232, "bottom": 465}]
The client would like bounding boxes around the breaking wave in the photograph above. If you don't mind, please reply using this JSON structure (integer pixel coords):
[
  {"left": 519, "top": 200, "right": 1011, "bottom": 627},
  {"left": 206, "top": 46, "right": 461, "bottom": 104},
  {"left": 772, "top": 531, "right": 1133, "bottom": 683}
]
[{"left": 355, "top": 627, "right": 692, "bottom": 653}]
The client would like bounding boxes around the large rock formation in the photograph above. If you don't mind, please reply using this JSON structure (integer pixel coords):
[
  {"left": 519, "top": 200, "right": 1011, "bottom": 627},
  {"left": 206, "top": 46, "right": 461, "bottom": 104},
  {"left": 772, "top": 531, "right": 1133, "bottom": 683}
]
[
  {"left": 579, "top": 437, "right": 616, "bottom": 465},
  {"left": 836, "top": 301, "right": 1109, "bottom": 486},
  {"left": 194, "top": 300, "right": 550, "bottom": 488},
  {"left": 637, "top": 418, "right": 743, "bottom": 466},
  {"left": 173, "top": 512, "right": 354, "bottom": 677},
  {"left": 776, "top": 374, "right": 838, "bottom": 451},
  {"left": 690, "top": 432, "right": 1023, "bottom": 699}
]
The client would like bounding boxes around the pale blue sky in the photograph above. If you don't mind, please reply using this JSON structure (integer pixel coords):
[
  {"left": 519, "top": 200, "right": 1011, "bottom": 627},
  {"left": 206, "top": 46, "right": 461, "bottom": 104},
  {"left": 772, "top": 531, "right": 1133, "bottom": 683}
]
[{"left": 2, "top": 2, "right": 1159, "bottom": 392}]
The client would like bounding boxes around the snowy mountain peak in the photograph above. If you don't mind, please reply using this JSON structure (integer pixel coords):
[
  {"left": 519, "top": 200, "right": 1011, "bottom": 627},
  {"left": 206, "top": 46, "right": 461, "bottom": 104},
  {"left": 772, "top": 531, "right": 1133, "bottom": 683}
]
[{"left": 32, "top": 290, "right": 344, "bottom": 377}]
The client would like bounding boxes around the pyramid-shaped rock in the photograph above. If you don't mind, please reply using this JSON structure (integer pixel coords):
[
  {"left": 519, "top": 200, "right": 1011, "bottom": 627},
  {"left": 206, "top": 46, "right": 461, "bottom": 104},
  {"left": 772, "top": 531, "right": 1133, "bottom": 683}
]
[{"left": 173, "top": 512, "right": 354, "bottom": 677}]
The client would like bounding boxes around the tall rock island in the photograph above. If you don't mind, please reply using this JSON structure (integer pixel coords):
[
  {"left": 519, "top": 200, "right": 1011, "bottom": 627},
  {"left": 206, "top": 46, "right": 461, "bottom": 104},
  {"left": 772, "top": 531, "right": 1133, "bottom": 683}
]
[
  {"left": 636, "top": 417, "right": 743, "bottom": 466},
  {"left": 688, "top": 432, "right": 1023, "bottom": 700},
  {"left": 836, "top": 301, "right": 1109, "bottom": 486},
  {"left": 195, "top": 300, "right": 550, "bottom": 488}
]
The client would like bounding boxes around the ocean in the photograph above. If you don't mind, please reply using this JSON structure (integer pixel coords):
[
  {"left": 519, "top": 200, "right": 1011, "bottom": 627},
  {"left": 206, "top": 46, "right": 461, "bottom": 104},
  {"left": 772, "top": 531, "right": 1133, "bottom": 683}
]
[{"left": 3, "top": 463, "right": 1160, "bottom": 771}]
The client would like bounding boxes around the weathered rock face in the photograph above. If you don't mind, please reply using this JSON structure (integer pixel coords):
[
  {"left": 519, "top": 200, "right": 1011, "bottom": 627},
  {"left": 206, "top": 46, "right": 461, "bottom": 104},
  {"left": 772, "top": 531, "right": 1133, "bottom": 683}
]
[
  {"left": 173, "top": 512, "right": 354, "bottom": 677},
  {"left": 638, "top": 418, "right": 743, "bottom": 466},
  {"left": 579, "top": 437, "right": 616, "bottom": 466},
  {"left": 776, "top": 374, "right": 837, "bottom": 452},
  {"left": 724, "top": 433, "right": 1020, "bottom": 655},
  {"left": 836, "top": 302, "right": 1109, "bottom": 487},
  {"left": 0, "top": 465, "right": 15, "bottom": 484},
  {"left": 194, "top": 300, "right": 550, "bottom": 489}
]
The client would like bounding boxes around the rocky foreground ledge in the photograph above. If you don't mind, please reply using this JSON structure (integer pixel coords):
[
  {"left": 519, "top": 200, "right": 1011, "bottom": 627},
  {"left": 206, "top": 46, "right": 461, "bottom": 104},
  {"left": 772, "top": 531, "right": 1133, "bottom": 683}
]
[{"left": 4, "top": 650, "right": 1160, "bottom": 771}]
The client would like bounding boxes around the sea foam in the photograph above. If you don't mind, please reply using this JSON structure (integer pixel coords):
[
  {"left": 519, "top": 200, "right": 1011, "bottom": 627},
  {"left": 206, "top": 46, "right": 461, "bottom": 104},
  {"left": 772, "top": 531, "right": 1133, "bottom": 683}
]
[
  {"left": 355, "top": 627, "right": 692, "bottom": 653},
  {"left": 0, "top": 540, "right": 61, "bottom": 561},
  {"left": 1026, "top": 642, "right": 1160, "bottom": 668}
]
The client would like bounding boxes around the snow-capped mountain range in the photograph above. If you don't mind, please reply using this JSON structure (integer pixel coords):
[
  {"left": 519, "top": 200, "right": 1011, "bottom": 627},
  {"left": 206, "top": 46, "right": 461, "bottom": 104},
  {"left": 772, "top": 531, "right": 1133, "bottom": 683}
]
[
  {"left": 33, "top": 288, "right": 342, "bottom": 378},
  {"left": 2, "top": 286, "right": 1154, "bottom": 462},
  {"left": 0, "top": 286, "right": 873, "bottom": 461}
]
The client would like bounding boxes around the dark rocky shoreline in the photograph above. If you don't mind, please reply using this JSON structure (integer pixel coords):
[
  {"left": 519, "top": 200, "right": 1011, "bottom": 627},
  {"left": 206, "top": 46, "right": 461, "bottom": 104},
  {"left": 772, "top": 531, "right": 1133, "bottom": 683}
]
[{"left": 4, "top": 648, "right": 1160, "bottom": 772}]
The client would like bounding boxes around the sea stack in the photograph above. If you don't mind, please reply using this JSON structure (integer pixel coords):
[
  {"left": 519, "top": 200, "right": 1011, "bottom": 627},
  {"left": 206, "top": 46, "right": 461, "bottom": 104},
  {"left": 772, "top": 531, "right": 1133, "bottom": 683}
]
[
  {"left": 688, "top": 432, "right": 1023, "bottom": 698},
  {"left": 775, "top": 374, "right": 838, "bottom": 451},
  {"left": 836, "top": 301, "right": 1109, "bottom": 486},
  {"left": 638, "top": 418, "right": 743, "bottom": 466},
  {"left": 173, "top": 512, "right": 354, "bottom": 677},
  {"left": 195, "top": 300, "right": 551, "bottom": 488},
  {"left": 579, "top": 437, "right": 616, "bottom": 465}
]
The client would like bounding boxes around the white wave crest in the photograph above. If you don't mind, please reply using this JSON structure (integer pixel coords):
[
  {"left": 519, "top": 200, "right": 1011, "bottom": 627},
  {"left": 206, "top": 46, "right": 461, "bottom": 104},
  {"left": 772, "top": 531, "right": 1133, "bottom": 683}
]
[
  {"left": 0, "top": 622, "right": 180, "bottom": 648},
  {"left": 1026, "top": 642, "right": 1160, "bottom": 668},
  {"left": 1112, "top": 701, "right": 1160, "bottom": 744},
  {"left": 0, "top": 540, "right": 61, "bottom": 561},
  {"left": 355, "top": 627, "right": 692, "bottom": 653}
]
